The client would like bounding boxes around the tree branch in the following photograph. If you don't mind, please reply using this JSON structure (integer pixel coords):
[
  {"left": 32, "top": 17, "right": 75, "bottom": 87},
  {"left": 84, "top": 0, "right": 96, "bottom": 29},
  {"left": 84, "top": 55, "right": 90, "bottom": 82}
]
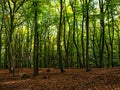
[{"left": 14, "top": 0, "right": 26, "bottom": 13}]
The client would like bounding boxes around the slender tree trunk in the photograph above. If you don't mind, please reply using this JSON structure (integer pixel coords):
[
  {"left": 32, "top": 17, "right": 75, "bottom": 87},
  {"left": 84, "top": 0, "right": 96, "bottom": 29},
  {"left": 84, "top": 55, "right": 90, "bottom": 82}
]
[
  {"left": 57, "top": 0, "right": 64, "bottom": 73},
  {"left": 99, "top": 0, "right": 105, "bottom": 68},
  {"left": 39, "top": 32, "right": 42, "bottom": 67},
  {"left": 105, "top": 40, "right": 110, "bottom": 67},
  {"left": 116, "top": 25, "right": 120, "bottom": 66},
  {"left": 92, "top": 22, "right": 98, "bottom": 67},
  {"left": 85, "top": 0, "right": 90, "bottom": 71},
  {"left": 0, "top": 6, "right": 3, "bottom": 69},
  {"left": 33, "top": 1, "right": 38, "bottom": 76},
  {"left": 70, "top": 0, "right": 83, "bottom": 68},
  {"left": 80, "top": 0, "right": 85, "bottom": 68},
  {"left": 81, "top": 15, "right": 85, "bottom": 67},
  {"left": 7, "top": 0, "right": 15, "bottom": 74},
  {"left": 118, "top": 31, "right": 120, "bottom": 63},
  {"left": 44, "top": 39, "right": 47, "bottom": 68},
  {"left": 63, "top": 15, "right": 68, "bottom": 68},
  {"left": 47, "top": 31, "right": 51, "bottom": 69}
]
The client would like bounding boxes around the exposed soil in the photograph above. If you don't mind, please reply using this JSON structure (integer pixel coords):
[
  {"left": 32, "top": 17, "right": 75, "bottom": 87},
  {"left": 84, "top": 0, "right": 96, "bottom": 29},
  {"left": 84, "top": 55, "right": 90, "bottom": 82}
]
[{"left": 0, "top": 67, "right": 120, "bottom": 90}]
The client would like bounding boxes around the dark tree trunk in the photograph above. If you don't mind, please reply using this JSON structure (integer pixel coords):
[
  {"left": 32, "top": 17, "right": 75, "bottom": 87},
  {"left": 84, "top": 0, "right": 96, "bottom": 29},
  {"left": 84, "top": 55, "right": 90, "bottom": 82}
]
[
  {"left": 118, "top": 35, "right": 120, "bottom": 66},
  {"left": 81, "top": 15, "right": 85, "bottom": 67},
  {"left": 44, "top": 39, "right": 47, "bottom": 68},
  {"left": 0, "top": 5, "right": 3, "bottom": 69},
  {"left": 33, "top": 1, "right": 38, "bottom": 76},
  {"left": 85, "top": 0, "right": 90, "bottom": 71},
  {"left": 47, "top": 31, "right": 51, "bottom": 69},
  {"left": 7, "top": 0, "right": 15, "bottom": 74},
  {"left": 116, "top": 25, "right": 120, "bottom": 66},
  {"left": 39, "top": 32, "right": 42, "bottom": 68},
  {"left": 99, "top": 0, "right": 105, "bottom": 68},
  {"left": 105, "top": 40, "right": 110, "bottom": 67},
  {"left": 57, "top": 0, "right": 64, "bottom": 73},
  {"left": 63, "top": 15, "right": 69, "bottom": 68}
]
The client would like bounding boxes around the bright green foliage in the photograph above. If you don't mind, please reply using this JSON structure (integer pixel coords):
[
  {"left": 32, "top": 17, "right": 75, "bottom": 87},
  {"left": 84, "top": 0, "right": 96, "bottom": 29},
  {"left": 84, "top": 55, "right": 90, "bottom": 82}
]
[{"left": 0, "top": 0, "right": 120, "bottom": 72}]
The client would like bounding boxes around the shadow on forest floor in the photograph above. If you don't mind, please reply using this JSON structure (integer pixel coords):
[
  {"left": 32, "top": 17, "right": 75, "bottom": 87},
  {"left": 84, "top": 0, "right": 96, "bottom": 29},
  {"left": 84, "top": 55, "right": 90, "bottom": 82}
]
[{"left": 0, "top": 67, "right": 120, "bottom": 90}]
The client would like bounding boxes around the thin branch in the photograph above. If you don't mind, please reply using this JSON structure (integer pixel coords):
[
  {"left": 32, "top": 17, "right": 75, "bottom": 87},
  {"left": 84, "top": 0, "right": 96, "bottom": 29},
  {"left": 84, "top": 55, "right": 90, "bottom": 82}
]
[
  {"left": 13, "top": 18, "right": 27, "bottom": 28},
  {"left": 14, "top": 0, "right": 26, "bottom": 13},
  {"left": 8, "top": 0, "right": 12, "bottom": 15}
]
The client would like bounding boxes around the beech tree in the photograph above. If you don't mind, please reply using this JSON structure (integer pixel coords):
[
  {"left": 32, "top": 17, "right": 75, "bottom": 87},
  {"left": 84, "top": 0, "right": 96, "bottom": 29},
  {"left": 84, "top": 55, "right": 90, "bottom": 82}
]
[
  {"left": 33, "top": 1, "right": 39, "bottom": 76},
  {"left": 57, "top": 0, "right": 64, "bottom": 73},
  {"left": 0, "top": 0, "right": 120, "bottom": 74}
]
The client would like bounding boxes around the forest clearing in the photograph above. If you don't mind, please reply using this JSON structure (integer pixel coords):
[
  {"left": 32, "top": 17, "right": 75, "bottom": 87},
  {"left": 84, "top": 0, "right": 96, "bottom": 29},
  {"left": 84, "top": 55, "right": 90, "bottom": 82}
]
[{"left": 0, "top": 67, "right": 120, "bottom": 90}]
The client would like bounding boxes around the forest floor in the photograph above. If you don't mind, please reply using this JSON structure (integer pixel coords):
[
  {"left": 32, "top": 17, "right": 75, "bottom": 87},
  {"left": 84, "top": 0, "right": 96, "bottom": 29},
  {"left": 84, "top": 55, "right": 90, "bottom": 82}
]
[{"left": 0, "top": 67, "right": 120, "bottom": 90}]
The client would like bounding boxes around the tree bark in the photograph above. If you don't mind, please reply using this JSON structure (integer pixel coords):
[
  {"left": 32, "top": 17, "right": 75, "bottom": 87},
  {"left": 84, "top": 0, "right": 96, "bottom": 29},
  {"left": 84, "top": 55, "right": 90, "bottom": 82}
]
[
  {"left": 85, "top": 0, "right": 90, "bottom": 71},
  {"left": 57, "top": 0, "right": 64, "bottom": 73},
  {"left": 99, "top": 0, "right": 105, "bottom": 68},
  {"left": 33, "top": 1, "right": 38, "bottom": 76}
]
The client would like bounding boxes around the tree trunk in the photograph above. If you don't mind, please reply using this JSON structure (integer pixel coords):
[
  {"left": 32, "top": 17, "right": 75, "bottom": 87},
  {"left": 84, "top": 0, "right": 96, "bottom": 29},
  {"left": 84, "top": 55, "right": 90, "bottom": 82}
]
[
  {"left": 70, "top": 0, "right": 83, "bottom": 68},
  {"left": 92, "top": 22, "right": 98, "bottom": 67},
  {"left": 105, "top": 40, "right": 110, "bottom": 67},
  {"left": 33, "top": 1, "right": 38, "bottom": 76},
  {"left": 57, "top": 0, "right": 64, "bottom": 73},
  {"left": 7, "top": 0, "right": 15, "bottom": 74},
  {"left": 99, "top": 0, "right": 105, "bottom": 68},
  {"left": 110, "top": 9, "right": 114, "bottom": 67},
  {"left": 85, "top": 0, "right": 90, "bottom": 71},
  {"left": 81, "top": 15, "right": 85, "bottom": 67}
]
